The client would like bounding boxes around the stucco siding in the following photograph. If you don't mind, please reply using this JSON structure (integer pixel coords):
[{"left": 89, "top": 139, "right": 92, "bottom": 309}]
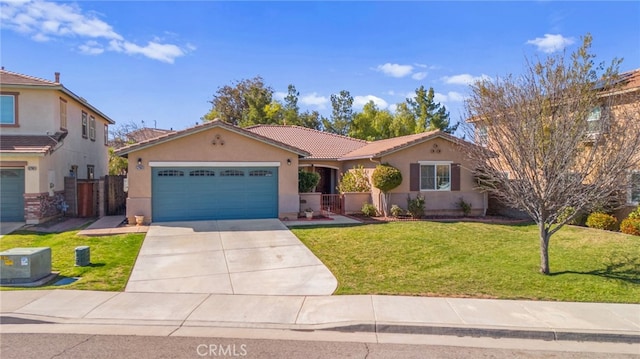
[
  {"left": 342, "top": 138, "right": 486, "bottom": 215},
  {"left": 125, "top": 126, "right": 300, "bottom": 221}
]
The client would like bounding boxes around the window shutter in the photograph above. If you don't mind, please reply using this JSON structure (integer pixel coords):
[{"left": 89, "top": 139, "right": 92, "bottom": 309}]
[
  {"left": 451, "top": 163, "right": 461, "bottom": 191},
  {"left": 410, "top": 163, "right": 420, "bottom": 191}
]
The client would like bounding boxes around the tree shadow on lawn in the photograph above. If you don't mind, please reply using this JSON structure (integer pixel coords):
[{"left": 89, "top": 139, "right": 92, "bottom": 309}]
[{"left": 551, "top": 255, "right": 640, "bottom": 284}]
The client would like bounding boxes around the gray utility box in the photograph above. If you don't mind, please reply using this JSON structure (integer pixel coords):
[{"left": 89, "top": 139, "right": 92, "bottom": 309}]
[
  {"left": 75, "top": 246, "right": 90, "bottom": 266},
  {"left": 0, "top": 247, "right": 52, "bottom": 284}
]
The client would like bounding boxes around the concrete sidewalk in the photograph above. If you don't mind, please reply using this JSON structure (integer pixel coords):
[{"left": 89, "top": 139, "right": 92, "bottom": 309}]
[{"left": 0, "top": 290, "right": 638, "bottom": 346}]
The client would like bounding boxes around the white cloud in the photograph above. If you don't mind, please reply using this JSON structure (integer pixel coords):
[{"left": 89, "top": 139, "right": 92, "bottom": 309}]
[
  {"left": 274, "top": 91, "right": 287, "bottom": 101},
  {"left": 376, "top": 63, "right": 414, "bottom": 78},
  {"left": 526, "top": 34, "right": 575, "bottom": 53},
  {"left": 434, "top": 91, "right": 465, "bottom": 104},
  {"left": 353, "top": 95, "right": 388, "bottom": 109},
  {"left": 78, "top": 40, "right": 103, "bottom": 55},
  {"left": 442, "top": 73, "right": 490, "bottom": 85},
  {"left": 300, "top": 93, "right": 329, "bottom": 109},
  {"left": 411, "top": 72, "right": 427, "bottom": 80},
  {"left": 0, "top": 0, "right": 189, "bottom": 63}
]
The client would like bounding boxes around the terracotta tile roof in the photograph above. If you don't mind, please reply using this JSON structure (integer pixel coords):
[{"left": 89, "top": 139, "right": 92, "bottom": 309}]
[
  {"left": 0, "top": 69, "right": 58, "bottom": 86},
  {"left": 115, "top": 119, "right": 310, "bottom": 157},
  {"left": 126, "top": 127, "right": 175, "bottom": 142},
  {"left": 0, "top": 135, "right": 59, "bottom": 154},
  {"left": 619, "top": 68, "right": 640, "bottom": 91},
  {"left": 340, "top": 130, "right": 449, "bottom": 160},
  {"left": 246, "top": 125, "right": 368, "bottom": 160}
]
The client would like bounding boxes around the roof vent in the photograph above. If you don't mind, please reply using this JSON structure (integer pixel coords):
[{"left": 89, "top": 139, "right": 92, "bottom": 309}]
[{"left": 54, "top": 72, "right": 60, "bottom": 83}]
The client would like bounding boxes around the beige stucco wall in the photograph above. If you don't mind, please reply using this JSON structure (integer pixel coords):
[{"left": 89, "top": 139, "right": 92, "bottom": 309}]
[
  {"left": 0, "top": 87, "right": 110, "bottom": 194},
  {"left": 124, "top": 127, "right": 301, "bottom": 222},
  {"left": 342, "top": 138, "right": 486, "bottom": 216}
]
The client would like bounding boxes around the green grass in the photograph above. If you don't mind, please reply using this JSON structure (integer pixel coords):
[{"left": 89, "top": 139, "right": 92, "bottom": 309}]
[
  {"left": 291, "top": 222, "right": 640, "bottom": 303},
  {"left": 0, "top": 230, "right": 145, "bottom": 291}
]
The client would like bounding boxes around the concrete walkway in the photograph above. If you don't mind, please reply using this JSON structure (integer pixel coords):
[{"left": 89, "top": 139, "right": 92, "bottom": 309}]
[
  {"left": 0, "top": 222, "right": 24, "bottom": 238},
  {"left": 77, "top": 215, "right": 148, "bottom": 236},
  {"left": 125, "top": 219, "right": 337, "bottom": 295},
  {"left": 0, "top": 290, "right": 638, "bottom": 348}
]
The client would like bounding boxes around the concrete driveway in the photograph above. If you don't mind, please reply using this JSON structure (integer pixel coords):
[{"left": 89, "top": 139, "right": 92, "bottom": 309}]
[{"left": 125, "top": 219, "right": 337, "bottom": 295}]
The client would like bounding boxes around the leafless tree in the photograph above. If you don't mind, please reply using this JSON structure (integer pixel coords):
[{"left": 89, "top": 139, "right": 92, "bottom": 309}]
[
  {"left": 108, "top": 120, "right": 141, "bottom": 149},
  {"left": 463, "top": 35, "right": 640, "bottom": 274}
]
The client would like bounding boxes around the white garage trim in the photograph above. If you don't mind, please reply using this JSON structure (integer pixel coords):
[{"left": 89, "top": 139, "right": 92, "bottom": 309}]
[{"left": 149, "top": 161, "right": 282, "bottom": 167}]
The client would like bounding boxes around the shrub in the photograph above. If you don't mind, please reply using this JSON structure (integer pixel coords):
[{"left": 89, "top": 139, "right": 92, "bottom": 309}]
[
  {"left": 407, "top": 194, "right": 425, "bottom": 219},
  {"left": 456, "top": 197, "right": 472, "bottom": 216},
  {"left": 338, "top": 165, "right": 371, "bottom": 193},
  {"left": 628, "top": 205, "right": 640, "bottom": 220},
  {"left": 298, "top": 170, "right": 320, "bottom": 193},
  {"left": 361, "top": 203, "right": 378, "bottom": 217},
  {"left": 371, "top": 164, "right": 402, "bottom": 193},
  {"left": 620, "top": 218, "right": 640, "bottom": 236},
  {"left": 586, "top": 212, "right": 618, "bottom": 231},
  {"left": 390, "top": 204, "right": 403, "bottom": 218}
]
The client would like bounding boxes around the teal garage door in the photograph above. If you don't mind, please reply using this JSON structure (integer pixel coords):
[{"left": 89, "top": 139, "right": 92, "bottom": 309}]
[
  {"left": 152, "top": 167, "right": 278, "bottom": 222},
  {"left": 0, "top": 169, "right": 25, "bottom": 221}
]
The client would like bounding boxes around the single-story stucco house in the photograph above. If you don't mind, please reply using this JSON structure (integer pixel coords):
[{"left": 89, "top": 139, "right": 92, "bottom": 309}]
[{"left": 115, "top": 119, "right": 487, "bottom": 223}]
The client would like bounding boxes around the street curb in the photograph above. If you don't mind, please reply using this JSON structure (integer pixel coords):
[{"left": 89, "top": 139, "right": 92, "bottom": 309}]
[{"left": 323, "top": 324, "right": 640, "bottom": 344}]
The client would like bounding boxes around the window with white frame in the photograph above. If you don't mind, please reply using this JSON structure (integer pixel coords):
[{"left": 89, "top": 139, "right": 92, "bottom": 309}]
[
  {"left": 0, "top": 93, "right": 18, "bottom": 126},
  {"left": 630, "top": 171, "right": 640, "bottom": 205},
  {"left": 89, "top": 116, "right": 96, "bottom": 141},
  {"left": 420, "top": 162, "right": 451, "bottom": 191},
  {"left": 81, "top": 112, "right": 88, "bottom": 138},
  {"left": 587, "top": 106, "right": 602, "bottom": 134}
]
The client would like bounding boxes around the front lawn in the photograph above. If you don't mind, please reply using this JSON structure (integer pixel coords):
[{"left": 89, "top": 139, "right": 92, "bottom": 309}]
[
  {"left": 291, "top": 222, "right": 639, "bottom": 303},
  {"left": 0, "top": 230, "right": 145, "bottom": 291}
]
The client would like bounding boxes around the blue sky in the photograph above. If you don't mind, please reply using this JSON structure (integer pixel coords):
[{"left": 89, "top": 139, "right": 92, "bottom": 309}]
[{"left": 1, "top": 1, "right": 639, "bottom": 133}]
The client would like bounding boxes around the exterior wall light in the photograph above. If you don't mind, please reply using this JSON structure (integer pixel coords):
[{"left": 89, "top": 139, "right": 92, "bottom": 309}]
[{"left": 287, "top": 159, "right": 292, "bottom": 166}]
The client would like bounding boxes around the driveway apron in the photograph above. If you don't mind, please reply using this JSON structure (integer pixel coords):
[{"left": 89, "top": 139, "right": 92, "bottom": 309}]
[{"left": 125, "top": 219, "right": 337, "bottom": 295}]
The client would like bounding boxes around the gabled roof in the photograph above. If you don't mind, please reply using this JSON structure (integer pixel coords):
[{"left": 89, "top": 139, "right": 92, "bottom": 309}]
[
  {"left": 339, "top": 130, "right": 467, "bottom": 160},
  {"left": 0, "top": 70, "right": 58, "bottom": 86},
  {"left": 114, "top": 119, "right": 310, "bottom": 157},
  {"left": 127, "top": 127, "right": 175, "bottom": 142},
  {"left": 0, "top": 135, "right": 59, "bottom": 154},
  {"left": 245, "top": 125, "right": 368, "bottom": 160},
  {"left": 0, "top": 69, "right": 115, "bottom": 124}
]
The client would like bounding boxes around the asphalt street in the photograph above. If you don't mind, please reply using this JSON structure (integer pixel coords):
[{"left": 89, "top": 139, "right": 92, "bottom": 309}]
[{"left": 1, "top": 333, "right": 637, "bottom": 359}]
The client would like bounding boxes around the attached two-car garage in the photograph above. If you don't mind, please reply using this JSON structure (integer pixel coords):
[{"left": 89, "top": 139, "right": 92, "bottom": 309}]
[
  {"left": 151, "top": 165, "right": 279, "bottom": 222},
  {"left": 117, "top": 120, "right": 307, "bottom": 223}
]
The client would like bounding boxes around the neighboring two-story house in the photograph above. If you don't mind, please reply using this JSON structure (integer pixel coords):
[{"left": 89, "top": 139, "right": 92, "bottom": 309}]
[
  {"left": 0, "top": 69, "right": 114, "bottom": 223},
  {"left": 473, "top": 68, "right": 640, "bottom": 219}
]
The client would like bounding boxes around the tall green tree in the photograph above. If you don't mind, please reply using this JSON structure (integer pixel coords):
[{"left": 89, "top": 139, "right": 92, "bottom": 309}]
[
  {"left": 298, "top": 110, "right": 323, "bottom": 130},
  {"left": 283, "top": 84, "right": 300, "bottom": 126},
  {"left": 349, "top": 101, "right": 394, "bottom": 140},
  {"left": 202, "top": 76, "right": 274, "bottom": 126},
  {"left": 389, "top": 102, "right": 418, "bottom": 137},
  {"left": 323, "top": 90, "right": 354, "bottom": 135},
  {"left": 407, "top": 86, "right": 458, "bottom": 133}
]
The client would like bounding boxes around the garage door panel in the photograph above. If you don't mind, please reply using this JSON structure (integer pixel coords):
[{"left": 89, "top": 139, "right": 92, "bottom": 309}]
[
  {"left": 0, "top": 169, "right": 25, "bottom": 221},
  {"left": 152, "top": 167, "right": 278, "bottom": 222}
]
